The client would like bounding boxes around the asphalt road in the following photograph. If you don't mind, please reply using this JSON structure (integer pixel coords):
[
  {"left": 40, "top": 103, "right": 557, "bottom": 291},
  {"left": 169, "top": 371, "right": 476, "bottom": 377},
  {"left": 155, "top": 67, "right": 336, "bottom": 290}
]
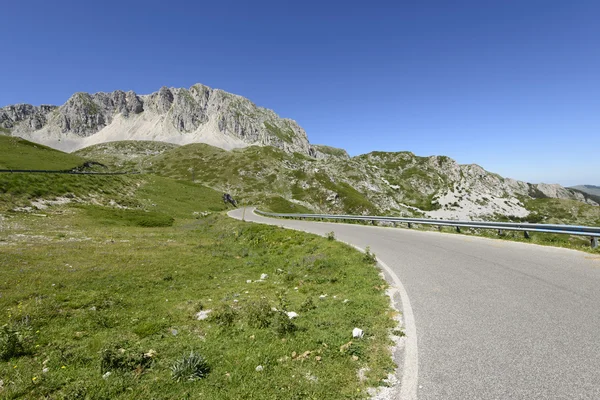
[{"left": 228, "top": 208, "right": 600, "bottom": 399}]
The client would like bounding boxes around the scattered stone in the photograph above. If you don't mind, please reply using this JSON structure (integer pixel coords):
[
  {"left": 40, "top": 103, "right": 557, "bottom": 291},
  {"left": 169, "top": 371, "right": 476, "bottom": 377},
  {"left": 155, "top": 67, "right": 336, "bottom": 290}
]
[
  {"left": 343, "top": 299, "right": 349, "bottom": 303},
  {"left": 352, "top": 355, "right": 359, "bottom": 361},
  {"left": 352, "top": 328, "right": 364, "bottom": 338},
  {"left": 246, "top": 280, "right": 252, "bottom": 283},
  {"left": 144, "top": 349, "right": 157, "bottom": 358},
  {"left": 255, "top": 365, "right": 264, "bottom": 372},
  {"left": 315, "top": 356, "right": 322, "bottom": 362},
  {"left": 195, "top": 309, "right": 212, "bottom": 320},
  {"left": 286, "top": 311, "right": 299, "bottom": 319},
  {"left": 293, "top": 351, "right": 311, "bottom": 361},
  {"left": 260, "top": 273, "right": 268, "bottom": 280},
  {"left": 102, "top": 371, "right": 111, "bottom": 379},
  {"left": 319, "top": 294, "right": 327, "bottom": 299},
  {"left": 42, "top": 368, "right": 49, "bottom": 374},
  {"left": 171, "top": 329, "right": 178, "bottom": 336},
  {"left": 358, "top": 367, "right": 370, "bottom": 382}
]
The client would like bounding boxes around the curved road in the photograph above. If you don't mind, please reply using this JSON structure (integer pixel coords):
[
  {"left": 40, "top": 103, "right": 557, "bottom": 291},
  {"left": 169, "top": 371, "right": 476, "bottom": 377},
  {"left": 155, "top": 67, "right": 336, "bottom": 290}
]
[{"left": 229, "top": 208, "right": 600, "bottom": 399}]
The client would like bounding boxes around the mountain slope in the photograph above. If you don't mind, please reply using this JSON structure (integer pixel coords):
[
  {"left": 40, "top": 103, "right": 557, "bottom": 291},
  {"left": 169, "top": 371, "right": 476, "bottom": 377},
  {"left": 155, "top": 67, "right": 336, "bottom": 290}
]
[
  {"left": 0, "top": 135, "right": 85, "bottom": 170},
  {"left": 0, "top": 84, "right": 318, "bottom": 156},
  {"left": 109, "top": 141, "right": 596, "bottom": 222}
]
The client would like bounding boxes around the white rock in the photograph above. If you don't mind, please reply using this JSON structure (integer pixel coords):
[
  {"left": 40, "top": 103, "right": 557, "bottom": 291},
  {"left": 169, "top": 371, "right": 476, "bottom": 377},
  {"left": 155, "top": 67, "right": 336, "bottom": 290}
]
[
  {"left": 286, "top": 311, "right": 299, "bottom": 319},
  {"left": 42, "top": 367, "right": 49, "bottom": 374},
  {"left": 343, "top": 299, "right": 349, "bottom": 303},
  {"left": 260, "top": 273, "right": 268, "bottom": 280},
  {"left": 352, "top": 328, "right": 364, "bottom": 338},
  {"left": 195, "top": 310, "right": 212, "bottom": 320},
  {"left": 246, "top": 280, "right": 252, "bottom": 283},
  {"left": 319, "top": 294, "right": 327, "bottom": 299},
  {"left": 255, "top": 365, "right": 264, "bottom": 372},
  {"left": 102, "top": 371, "right": 111, "bottom": 379}
]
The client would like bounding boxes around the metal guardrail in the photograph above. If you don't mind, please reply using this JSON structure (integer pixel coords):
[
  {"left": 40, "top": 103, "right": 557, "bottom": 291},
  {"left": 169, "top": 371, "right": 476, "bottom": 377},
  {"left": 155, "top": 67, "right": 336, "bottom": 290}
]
[
  {"left": 254, "top": 209, "right": 600, "bottom": 248},
  {"left": 0, "top": 169, "right": 138, "bottom": 175}
]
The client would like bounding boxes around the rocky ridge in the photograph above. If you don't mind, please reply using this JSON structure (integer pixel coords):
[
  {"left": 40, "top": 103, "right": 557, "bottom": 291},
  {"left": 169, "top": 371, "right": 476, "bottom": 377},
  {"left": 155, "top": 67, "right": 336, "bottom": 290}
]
[{"left": 0, "top": 84, "right": 321, "bottom": 157}]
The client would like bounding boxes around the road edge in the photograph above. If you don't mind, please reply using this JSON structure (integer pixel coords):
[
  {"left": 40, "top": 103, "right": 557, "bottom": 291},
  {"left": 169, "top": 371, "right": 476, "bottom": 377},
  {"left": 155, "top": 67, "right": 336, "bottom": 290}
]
[{"left": 227, "top": 208, "right": 419, "bottom": 400}]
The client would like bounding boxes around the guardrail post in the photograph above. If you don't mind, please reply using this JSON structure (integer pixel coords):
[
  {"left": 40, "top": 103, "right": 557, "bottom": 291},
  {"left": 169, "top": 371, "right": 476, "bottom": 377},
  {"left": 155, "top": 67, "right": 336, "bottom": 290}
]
[
  {"left": 455, "top": 226, "right": 461, "bottom": 233},
  {"left": 407, "top": 222, "right": 412, "bottom": 229},
  {"left": 498, "top": 229, "right": 504, "bottom": 236},
  {"left": 524, "top": 231, "right": 530, "bottom": 239},
  {"left": 438, "top": 226, "right": 442, "bottom": 232},
  {"left": 592, "top": 237, "right": 599, "bottom": 249}
]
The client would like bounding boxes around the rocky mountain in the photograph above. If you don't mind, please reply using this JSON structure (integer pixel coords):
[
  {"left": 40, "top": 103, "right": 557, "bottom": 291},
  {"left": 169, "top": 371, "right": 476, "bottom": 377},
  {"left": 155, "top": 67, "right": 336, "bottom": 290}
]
[
  {"left": 2, "top": 83, "right": 597, "bottom": 222},
  {"left": 0, "top": 84, "right": 321, "bottom": 157},
  {"left": 571, "top": 185, "right": 600, "bottom": 197}
]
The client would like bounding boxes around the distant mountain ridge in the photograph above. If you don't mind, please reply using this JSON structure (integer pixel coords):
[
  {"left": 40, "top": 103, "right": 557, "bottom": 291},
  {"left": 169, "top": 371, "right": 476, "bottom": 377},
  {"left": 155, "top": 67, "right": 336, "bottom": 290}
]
[
  {"left": 0, "top": 84, "right": 318, "bottom": 156},
  {"left": 1, "top": 83, "right": 597, "bottom": 220}
]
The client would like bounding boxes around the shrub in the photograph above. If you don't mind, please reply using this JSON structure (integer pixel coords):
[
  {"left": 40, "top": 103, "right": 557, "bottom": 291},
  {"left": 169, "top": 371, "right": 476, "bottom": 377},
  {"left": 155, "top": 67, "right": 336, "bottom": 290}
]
[
  {"left": 0, "top": 324, "right": 27, "bottom": 361},
  {"left": 326, "top": 231, "right": 335, "bottom": 241},
  {"left": 171, "top": 351, "right": 210, "bottom": 382},
  {"left": 246, "top": 299, "right": 274, "bottom": 329},
  {"left": 211, "top": 304, "right": 237, "bottom": 327},
  {"left": 363, "top": 246, "right": 377, "bottom": 264},
  {"left": 273, "top": 311, "right": 297, "bottom": 336},
  {"left": 100, "top": 343, "right": 152, "bottom": 373},
  {"left": 299, "top": 297, "right": 316, "bottom": 312}
]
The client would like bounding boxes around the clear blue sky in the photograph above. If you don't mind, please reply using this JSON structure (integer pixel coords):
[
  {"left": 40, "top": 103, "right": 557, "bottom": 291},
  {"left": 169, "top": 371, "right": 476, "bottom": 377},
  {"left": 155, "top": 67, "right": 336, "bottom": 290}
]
[{"left": 2, "top": 0, "right": 598, "bottom": 186}]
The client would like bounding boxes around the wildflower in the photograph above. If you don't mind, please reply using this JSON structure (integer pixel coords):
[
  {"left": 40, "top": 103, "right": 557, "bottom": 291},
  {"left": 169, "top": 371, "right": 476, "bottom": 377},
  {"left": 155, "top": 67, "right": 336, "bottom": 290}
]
[
  {"left": 32, "top": 377, "right": 37, "bottom": 382},
  {"left": 61, "top": 366, "right": 66, "bottom": 369}
]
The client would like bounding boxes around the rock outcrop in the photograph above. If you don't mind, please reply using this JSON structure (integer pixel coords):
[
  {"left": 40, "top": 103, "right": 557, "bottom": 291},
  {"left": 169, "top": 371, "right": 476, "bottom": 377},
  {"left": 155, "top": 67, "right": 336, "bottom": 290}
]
[{"left": 0, "top": 84, "right": 316, "bottom": 156}]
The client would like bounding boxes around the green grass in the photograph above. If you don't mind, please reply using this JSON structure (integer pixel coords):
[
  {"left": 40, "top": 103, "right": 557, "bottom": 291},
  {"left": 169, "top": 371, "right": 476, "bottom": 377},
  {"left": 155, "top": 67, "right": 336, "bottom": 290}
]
[
  {"left": 0, "top": 211, "right": 395, "bottom": 399},
  {"left": 0, "top": 136, "right": 85, "bottom": 170},
  {"left": 0, "top": 163, "right": 396, "bottom": 398},
  {"left": 260, "top": 196, "right": 313, "bottom": 213},
  {"left": 79, "top": 205, "right": 175, "bottom": 227},
  {"left": 73, "top": 141, "right": 179, "bottom": 172}
]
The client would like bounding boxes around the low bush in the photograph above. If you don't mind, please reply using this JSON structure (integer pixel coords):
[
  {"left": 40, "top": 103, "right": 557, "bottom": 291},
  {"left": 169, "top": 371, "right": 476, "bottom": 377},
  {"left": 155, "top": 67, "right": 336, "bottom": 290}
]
[{"left": 171, "top": 351, "right": 210, "bottom": 382}]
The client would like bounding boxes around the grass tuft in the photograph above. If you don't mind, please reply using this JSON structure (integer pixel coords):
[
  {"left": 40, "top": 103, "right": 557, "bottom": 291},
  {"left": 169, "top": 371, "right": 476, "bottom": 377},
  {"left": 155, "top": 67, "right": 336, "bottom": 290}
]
[{"left": 171, "top": 351, "right": 210, "bottom": 382}]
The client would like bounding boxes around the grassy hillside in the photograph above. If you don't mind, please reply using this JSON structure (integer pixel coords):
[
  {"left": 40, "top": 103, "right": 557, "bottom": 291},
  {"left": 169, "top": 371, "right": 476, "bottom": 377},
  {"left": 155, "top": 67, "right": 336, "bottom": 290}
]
[
  {"left": 149, "top": 144, "right": 379, "bottom": 215},
  {"left": 73, "top": 141, "right": 179, "bottom": 172},
  {"left": 0, "top": 140, "right": 397, "bottom": 399},
  {"left": 0, "top": 135, "right": 85, "bottom": 170}
]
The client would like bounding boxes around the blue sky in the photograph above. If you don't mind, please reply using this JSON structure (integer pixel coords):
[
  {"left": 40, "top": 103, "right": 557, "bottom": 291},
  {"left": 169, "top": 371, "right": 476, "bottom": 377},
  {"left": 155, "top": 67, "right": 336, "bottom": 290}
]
[{"left": 1, "top": 0, "right": 598, "bottom": 186}]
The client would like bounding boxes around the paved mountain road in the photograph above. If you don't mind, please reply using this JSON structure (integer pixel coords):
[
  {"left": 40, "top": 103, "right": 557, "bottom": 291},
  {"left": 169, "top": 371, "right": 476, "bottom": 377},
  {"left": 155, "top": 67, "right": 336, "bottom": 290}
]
[{"left": 228, "top": 208, "right": 600, "bottom": 399}]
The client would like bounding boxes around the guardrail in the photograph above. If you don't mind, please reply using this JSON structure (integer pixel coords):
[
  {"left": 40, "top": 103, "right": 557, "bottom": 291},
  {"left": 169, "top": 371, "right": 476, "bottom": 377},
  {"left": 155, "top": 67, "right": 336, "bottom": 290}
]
[
  {"left": 254, "top": 209, "right": 600, "bottom": 248},
  {"left": 0, "top": 169, "right": 138, "bottom": 175}
]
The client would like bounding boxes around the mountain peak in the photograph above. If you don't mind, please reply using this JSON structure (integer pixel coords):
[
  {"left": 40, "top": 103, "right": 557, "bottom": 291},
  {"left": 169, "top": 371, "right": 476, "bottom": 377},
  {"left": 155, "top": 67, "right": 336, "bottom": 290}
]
[{"left": 0, "top": 83, "right": 316, "bottom": 156}]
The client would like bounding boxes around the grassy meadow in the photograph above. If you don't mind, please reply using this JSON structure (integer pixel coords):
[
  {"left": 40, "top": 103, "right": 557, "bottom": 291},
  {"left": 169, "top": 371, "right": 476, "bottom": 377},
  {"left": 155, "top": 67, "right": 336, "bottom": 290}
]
[{"left": 0, "top": 138, "right": 397, "bottom": 399}]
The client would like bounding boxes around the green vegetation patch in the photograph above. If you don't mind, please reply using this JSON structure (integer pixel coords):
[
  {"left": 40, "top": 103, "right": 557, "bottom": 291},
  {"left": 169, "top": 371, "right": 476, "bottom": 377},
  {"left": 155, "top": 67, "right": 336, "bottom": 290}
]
[
  {"left": 0, "top": 174, "right": 137, "bottom": 206},
  {"left": 263, "top": 121, "right": 295, "bottom": 143},
  {"left": 80, "top": 205, "right": 174, "bottom": 227},
  {"left": 260, "top": 195, "right": 313, "bottom": 213},
  {"left": 0, "top": 136, "right": 85, "bottom": 170},
  {"left": 0, "top": 209, "right": 396, "bottom": 399}
]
